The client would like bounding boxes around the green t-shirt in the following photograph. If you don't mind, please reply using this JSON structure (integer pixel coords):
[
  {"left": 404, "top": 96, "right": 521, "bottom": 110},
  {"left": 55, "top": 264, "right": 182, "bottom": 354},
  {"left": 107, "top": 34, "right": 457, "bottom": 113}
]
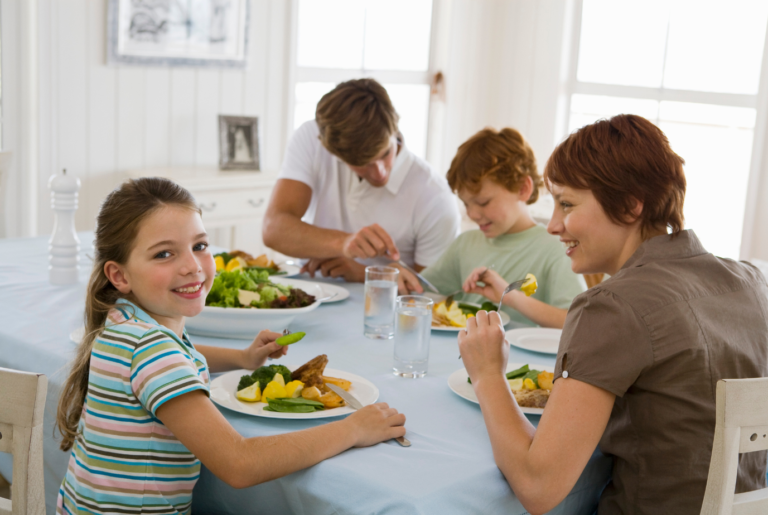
[{"left": 420, "top": 225, "right": 585, "bottom": 327}]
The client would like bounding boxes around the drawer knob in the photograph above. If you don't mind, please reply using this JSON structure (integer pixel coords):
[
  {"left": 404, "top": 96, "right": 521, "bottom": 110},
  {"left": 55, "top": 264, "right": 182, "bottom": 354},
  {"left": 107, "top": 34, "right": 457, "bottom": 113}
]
[
  {"left": 200, "top": 201, "right": 217, "bottom": 212},
  {"left": 248, "top": 198, "right": 265, "bottom": 208}
]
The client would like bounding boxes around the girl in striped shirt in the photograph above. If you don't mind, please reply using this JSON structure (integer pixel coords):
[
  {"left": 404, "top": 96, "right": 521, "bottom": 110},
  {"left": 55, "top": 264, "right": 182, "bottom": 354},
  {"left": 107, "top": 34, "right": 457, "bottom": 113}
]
[{"left": 55, "top": 177, "right": 406, "bottom": 515}]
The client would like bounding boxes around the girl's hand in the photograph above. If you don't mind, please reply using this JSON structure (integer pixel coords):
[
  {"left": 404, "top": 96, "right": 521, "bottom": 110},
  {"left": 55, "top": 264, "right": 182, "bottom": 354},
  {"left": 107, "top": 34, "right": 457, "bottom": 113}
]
[
  {"left": 241, "top": 329, "right": 288, "bottom": 370},
  {"left": 458, "top": 310, "right": 509, "bottom": 386},
  {"left": 344, "top": 403, "right": 406, "bottom": 447},
  {"left": 462, "top": 267, "right": 507, "bottom": 304}
]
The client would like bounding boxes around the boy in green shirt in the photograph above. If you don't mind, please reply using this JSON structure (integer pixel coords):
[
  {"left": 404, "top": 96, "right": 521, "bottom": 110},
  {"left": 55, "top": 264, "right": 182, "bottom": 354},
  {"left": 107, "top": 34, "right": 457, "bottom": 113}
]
[{"left": 415, "top": 128, "right": 584, "bottom": 328}]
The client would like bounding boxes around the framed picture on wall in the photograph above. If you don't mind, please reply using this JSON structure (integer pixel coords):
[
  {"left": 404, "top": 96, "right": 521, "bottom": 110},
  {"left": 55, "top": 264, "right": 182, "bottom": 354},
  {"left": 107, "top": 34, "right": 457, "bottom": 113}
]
[
  {"left": 219, "top": 115, "right": 260, "bottom": 171},
  {"left": 107, "top": 0, "right": 250, "bottom": 67}
]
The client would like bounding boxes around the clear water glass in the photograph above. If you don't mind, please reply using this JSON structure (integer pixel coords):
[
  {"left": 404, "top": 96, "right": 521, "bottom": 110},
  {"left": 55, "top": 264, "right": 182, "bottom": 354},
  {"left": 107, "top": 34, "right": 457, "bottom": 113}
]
[
  {"left": 364, "top": 266, "right": 399, "bottom": 339},
  {"left": 393, "top": 295, "right": 433, "bottom": 378}
]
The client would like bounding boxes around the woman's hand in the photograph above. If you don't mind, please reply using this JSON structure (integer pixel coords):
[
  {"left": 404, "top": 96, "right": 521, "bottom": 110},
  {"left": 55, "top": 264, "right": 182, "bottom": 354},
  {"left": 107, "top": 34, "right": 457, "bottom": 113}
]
[
  {"left": 462, "top": 267, "right": 508, "bottom": 304},
  {"left": 458, "top": 310, "right": 509, "bottom": 386},
  {"left": 343, "top": 402, "right": 406, "bottom": 447},
  {"left": 241, "top": 329, "right": 287, "bottom": 370}
]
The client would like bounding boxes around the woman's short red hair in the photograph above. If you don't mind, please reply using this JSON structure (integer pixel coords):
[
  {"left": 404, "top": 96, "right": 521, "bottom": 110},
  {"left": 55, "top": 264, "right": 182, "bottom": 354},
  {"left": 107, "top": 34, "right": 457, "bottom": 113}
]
[{"left": 544, "top": 114, "right": 686, "bottom": 238}]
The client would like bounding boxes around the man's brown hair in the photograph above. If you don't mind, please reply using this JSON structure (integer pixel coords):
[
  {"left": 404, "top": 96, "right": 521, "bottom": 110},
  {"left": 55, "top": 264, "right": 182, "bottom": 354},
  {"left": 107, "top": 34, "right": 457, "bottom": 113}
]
[
  {"left": 446, "top": 127, "right": 542, "bottom": 205},
  {"left": 544, "top": 114, "right": 686, "bottom": 238},
  {"left": 315, "top": 78, "right": 399, "bottom": 167}
]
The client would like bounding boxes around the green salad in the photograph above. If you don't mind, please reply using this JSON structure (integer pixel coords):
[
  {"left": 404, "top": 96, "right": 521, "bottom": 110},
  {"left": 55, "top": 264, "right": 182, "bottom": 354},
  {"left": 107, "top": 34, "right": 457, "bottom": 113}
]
[{"left": 205, "top": 269, "right": 316, "bottom": 309}]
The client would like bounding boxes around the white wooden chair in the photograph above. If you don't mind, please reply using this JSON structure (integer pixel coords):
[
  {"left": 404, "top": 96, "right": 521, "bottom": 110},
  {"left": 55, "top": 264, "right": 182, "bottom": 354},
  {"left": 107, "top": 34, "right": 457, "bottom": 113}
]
[
  {"left": 701, "top": 378, "right": 768, "bottom": 514},
  {"left": 0, "top": 368, "right": 47, "bottom": 515}
]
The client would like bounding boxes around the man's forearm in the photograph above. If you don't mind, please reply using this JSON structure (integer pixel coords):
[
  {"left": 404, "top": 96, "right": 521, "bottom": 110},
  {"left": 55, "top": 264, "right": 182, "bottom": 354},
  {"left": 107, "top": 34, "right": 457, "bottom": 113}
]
[{"left": 262, "top": 212, "right": 350, "bottom": 258}]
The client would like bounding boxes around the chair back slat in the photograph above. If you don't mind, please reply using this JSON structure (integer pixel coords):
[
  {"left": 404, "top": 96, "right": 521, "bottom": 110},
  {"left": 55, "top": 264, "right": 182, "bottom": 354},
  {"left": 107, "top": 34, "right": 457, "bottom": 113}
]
[
  {"left": 702, "top": 378, "right": 768, "bottom": 515},
  {"left": 0, "top": 368, "right": 46, "bottom": 428},
  {"left": 738, "top": 425, "right": 768, "bottom": 453},
  {"left": 0, "top": 368, "right": 47, "bottom": 515},
  {"left": 721, "top": 378, "right": 768, "bottom": 428},
  {"left": 732, "top": 488, "right": 768, "bottom": 514}
]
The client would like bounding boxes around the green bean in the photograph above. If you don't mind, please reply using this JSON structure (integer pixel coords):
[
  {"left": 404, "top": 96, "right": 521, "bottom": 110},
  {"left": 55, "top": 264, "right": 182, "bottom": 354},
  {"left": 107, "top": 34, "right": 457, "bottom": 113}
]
[{"left": 275, "top": 331, "right": 306, "bottom": 346}]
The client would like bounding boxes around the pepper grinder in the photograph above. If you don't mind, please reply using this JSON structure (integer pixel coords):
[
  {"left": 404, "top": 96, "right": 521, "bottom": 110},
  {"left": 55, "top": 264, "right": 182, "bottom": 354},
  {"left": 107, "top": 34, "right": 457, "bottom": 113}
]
[{"left": 48, "top": 169, "right": 81, "bottom": 285}]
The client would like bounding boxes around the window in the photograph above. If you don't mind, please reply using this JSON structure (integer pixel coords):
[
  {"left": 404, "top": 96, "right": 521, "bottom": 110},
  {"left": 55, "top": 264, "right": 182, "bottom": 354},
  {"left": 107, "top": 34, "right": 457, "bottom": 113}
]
[
  {"left": 292, "top": 0, "right": 434, "bottom": 159},
  {"left": 564, "top": 0, "right": 768, "bottom": 259}
]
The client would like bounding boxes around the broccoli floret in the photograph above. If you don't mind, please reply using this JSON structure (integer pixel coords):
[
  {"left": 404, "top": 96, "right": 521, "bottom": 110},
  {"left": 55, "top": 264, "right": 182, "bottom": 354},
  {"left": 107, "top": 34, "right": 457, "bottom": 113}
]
[
  {"left": 237, "top": 374, "right": 257, "bottom": 391},
  {"left": 251, "top": 364, "right": 292, "bottom": 387}
]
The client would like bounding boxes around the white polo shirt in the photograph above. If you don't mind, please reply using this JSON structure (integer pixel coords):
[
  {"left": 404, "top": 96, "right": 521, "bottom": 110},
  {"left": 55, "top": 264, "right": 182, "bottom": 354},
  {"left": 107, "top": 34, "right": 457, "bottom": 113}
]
[{"left": 278, "top": 120, "right": 461, "bottom": 267}]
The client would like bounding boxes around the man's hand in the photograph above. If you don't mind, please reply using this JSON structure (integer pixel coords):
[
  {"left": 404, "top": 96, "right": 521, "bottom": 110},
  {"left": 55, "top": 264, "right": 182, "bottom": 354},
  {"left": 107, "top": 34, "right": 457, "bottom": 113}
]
[
  {"left": 301, "top": 257, "right": 366, "bottom": 283},
  {"left": 457, "top": 310, "right": 509, "bottom": 386},
  {"left": 390, "top": 263, "right": 424, "bottom": 295},
  {"left": 342, "top": 224, "right": 400, "bottom": 261}
]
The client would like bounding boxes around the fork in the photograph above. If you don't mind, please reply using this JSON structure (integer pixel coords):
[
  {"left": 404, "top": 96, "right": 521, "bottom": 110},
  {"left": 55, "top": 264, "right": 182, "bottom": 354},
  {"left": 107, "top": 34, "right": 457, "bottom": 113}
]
[{"left": 445, "top": 266, "right": 493, "bottom": 309}]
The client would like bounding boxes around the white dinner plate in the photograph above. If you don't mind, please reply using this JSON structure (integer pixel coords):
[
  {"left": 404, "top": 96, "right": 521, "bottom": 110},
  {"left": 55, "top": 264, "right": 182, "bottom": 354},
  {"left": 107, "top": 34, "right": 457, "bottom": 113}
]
[
  {"left": 210, "top": 367, "right": 378, "bottom": 419},
  {"left": 276, "top": 263, "right": 301, "bottom": 277},
  {"left": 317, "top": 282, "right": 350, "bottom": 303},
  {"left": 506, "top": 328, "right": 562, "bottom": 355},
  {"left": 432, "top": 308, "right": 511, "bottom": 332},
  {"left": 448, "top": 362, "right": 554, "bottom": 415}
]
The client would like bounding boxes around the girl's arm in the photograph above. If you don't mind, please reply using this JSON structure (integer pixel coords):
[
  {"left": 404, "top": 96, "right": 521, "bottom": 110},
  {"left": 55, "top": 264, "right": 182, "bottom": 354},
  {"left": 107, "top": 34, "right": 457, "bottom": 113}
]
[
  {"left": 195, "top": 330, "right": 288, "bottom": 373},
  {"left": 458, "top": 311, "right": 614, "bottom": 515},
  {"left": 156, "top": 391, "right": 406, "bottom": 489},
  {"left": 462, "top": 268, "right": 567, "bottom": 328}
]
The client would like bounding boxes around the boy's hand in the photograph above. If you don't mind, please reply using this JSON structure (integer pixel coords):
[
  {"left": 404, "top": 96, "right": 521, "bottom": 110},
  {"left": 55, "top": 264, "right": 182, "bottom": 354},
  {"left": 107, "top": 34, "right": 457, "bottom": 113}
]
[
  {"left": 390, "top": 263, "right": 424, "bottom": 295},
  {"left": 458, "top": 310, "right": 509, "bottom": 385},
  {"left": 462, "top": 267, "right": 507, "bottom": 304},
  {"left": 242, "top": 330, "right": 287, "bottom": 370}
]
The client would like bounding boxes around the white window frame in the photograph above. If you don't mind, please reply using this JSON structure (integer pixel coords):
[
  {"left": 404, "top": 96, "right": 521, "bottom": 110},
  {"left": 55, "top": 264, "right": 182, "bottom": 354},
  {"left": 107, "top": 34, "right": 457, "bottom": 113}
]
[
  {"left": 558, "top": 0, "right": 768, "bottom": 260},
  {"left": 285, "top": 0, "right": 446, "bottom": 166}
]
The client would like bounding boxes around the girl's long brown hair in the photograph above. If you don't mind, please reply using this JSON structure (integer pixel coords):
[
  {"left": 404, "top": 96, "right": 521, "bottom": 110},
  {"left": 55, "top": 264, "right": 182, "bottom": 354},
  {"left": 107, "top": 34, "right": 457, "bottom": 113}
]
[{"left": 56, "top": 177, "right": 200, "bottom": 451}]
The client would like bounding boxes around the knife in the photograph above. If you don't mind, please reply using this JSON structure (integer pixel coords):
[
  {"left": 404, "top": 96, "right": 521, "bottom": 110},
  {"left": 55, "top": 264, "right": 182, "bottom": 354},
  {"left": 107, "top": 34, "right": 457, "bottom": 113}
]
[
  {"left": 326, "top": 384, "right": 411, "bottom": 447},
  {"left": 396, "top": 259, "right": 440, "bottom": 294}
]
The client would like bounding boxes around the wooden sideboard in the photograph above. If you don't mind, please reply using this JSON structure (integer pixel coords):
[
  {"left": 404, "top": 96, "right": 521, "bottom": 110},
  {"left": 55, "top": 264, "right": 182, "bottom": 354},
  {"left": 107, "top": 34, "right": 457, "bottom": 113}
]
[{"left": 124, "top": 167, "right": 278, "bottom": 255}]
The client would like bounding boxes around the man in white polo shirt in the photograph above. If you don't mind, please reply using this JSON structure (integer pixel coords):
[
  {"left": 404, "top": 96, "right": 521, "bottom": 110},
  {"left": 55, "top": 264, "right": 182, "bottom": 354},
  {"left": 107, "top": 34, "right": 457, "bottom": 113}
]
[{"left": 262, "top": 79, "right": 460, "bottom": 292}]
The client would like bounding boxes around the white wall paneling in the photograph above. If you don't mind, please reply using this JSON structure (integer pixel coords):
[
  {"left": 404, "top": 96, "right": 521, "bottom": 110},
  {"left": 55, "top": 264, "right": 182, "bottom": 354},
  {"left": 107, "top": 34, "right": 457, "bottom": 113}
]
[{"left": 27, "top": 0, "right": 291, "bottom": 236}]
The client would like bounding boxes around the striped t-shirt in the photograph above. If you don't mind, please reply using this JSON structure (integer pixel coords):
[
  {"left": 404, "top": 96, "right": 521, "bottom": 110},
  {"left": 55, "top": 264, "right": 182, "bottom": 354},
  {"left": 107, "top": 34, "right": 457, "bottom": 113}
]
[{"left": 57, "top": 301, "right": 210, "bottom": 515}]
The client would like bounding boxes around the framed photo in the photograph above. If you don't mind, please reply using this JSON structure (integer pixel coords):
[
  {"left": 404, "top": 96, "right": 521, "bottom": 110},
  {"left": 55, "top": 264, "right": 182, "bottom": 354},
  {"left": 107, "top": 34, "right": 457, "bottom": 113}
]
[
  {"left": 219, "top": 115, "right": 260, "bottom": 171},
  {"left": 107, "top": 0, "right": 250, "bottom": 68}
]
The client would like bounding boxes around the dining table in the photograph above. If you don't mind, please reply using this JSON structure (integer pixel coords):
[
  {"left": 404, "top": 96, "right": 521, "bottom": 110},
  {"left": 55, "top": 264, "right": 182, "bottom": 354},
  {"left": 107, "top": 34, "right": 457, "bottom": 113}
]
[{"left": 0, "top": 232, "right": 612, "bottom": 514}]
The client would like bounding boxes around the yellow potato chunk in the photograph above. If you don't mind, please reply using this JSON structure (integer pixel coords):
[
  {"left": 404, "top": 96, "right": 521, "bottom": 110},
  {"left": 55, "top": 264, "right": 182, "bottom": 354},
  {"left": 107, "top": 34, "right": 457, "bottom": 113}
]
[
  {"left": 537, "top": 371, "right": 554, "bottom": 391},
  {"left": 285, "top": 380, "right": 304, "bottom": 398},
  {"left": 318, "top": 391, "right": 346, "bottom": 409},
  {"left": 520, "top": 273, "right": 538, "bottom": 297},
  {"left": 262, "top": 381, "right": 287, "bottom": 400},
  {"left": 523, "top": 378, "right": 537, "bottom": 390},
  {"left": 214, "top": 255, "right": 225, "bottom": 272},
  {"left": 301, "top": 386, "right": 322, "bottom": 401},
  {"left": 322, "top": 376, "right": 351, "bottom": 391}
]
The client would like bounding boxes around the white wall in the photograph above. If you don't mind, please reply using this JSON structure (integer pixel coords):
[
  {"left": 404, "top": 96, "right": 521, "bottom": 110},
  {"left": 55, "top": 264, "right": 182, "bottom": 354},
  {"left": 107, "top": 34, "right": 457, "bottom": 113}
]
[{"left": 30, "top": 0, "right": 291, "bottom": 236}]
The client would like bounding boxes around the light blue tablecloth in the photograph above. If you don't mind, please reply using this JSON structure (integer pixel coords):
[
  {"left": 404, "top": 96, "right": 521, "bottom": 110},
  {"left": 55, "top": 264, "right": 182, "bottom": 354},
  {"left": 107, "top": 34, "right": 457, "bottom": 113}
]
[{"left": 0, "top": 233, "right": 611, "bottom": 514}]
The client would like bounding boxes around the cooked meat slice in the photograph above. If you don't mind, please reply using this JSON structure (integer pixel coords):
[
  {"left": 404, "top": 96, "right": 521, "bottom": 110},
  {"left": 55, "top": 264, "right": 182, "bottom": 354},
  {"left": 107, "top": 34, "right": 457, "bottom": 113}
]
[
  {"left": 291, "top": 354, "right": 328, "bottom": 384},
  {"left": 513, "top": 389, "right": 550, "bottom": 409}
]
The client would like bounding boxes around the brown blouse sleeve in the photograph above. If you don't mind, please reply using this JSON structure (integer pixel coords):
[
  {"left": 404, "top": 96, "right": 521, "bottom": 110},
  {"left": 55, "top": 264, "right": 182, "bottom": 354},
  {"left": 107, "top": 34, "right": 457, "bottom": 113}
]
[{"left": 554, "top": 287, "right": 653, "bottom": 397}]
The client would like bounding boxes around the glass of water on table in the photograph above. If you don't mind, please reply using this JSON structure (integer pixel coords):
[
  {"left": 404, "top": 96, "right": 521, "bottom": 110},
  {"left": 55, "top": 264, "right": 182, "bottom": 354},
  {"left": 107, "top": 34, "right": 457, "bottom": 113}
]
[
  {"left": 393, "top": 296, "right": 433, "bottom": 378},
  {"left": 364, "top": 266, "right": 399, "bottom": 339}
]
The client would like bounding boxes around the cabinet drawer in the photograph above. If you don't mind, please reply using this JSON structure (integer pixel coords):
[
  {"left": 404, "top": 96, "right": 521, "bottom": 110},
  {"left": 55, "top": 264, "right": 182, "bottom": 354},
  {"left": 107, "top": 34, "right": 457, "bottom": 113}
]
[{"left": 193, "top": 188, "right": 271, "bottom": 223}]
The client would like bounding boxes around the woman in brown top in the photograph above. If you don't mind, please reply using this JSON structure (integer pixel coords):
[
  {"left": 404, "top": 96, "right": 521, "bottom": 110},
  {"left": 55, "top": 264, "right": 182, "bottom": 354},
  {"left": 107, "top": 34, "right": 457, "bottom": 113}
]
[{"left": 458, "top": 114, "right": 768, "bottom": 514}]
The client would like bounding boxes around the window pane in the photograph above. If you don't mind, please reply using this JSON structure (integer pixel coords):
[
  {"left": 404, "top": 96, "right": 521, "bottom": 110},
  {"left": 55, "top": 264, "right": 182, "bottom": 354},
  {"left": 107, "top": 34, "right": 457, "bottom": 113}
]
[
  {"left": 293, "top": 81, "right": 430, "bottom": 159},
  {"left": 293, "top": 82, "right": 335, "bottom": 131},
  {"left": 364, "top": 0, "right": 432, "bottom": 71},
  {"left": 296, "top": 0, "right": 365, "bottom": 69},
  {"left": 658, "top": 102, "right": 756, "bottom": 259},
  {"left": 577, "top": 0, "right": 668, "bottom": 87},
  {"left": 567, "top": 94, "right": 755, "bottom": 259},
  {"left": 384, "top": 83, "right": 430, "bottom": 159},
  {"left": 568, "top": 94, "right": 659, "bottom": 133},
  {"left": 663, "top": 0, "right": 768, "bottom": 94}
]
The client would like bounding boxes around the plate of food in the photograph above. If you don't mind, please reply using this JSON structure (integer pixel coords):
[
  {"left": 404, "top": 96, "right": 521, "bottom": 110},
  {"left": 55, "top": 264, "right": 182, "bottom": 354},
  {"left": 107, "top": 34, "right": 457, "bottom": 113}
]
[
  {"left": 185, "top": 270, "right": 324, "bottom": 339},
  {"left": 431, "top": 300, "right": 510, "bottom": 331},
  {"left": 210, "top": 354, "right": 379, "bottom": 419},
  {"left": 506, "top": 328, "right": 561, "bottom": 355},
  {"left": 448, "top": 362, "right": 555, "bottom": 415},
  {"left": 316, "top": 282, "right": 350, "bottom": 303},
  {"left": 214, "top": 250, "right": 300, "bottom": 277}
]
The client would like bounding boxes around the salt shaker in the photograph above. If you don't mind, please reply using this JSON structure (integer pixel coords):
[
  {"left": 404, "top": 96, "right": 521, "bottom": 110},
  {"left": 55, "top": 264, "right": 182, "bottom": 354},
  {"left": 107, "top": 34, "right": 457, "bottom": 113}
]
[{"left": 48, "top": 169, "right": 81, "bottom": 285}]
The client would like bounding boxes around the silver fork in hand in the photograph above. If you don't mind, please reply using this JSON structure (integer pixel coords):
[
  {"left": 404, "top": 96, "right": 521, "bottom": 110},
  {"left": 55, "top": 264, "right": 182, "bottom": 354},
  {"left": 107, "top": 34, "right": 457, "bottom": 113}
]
[{"left": 497, "top": 277, "right": 527, "bottom": 312}]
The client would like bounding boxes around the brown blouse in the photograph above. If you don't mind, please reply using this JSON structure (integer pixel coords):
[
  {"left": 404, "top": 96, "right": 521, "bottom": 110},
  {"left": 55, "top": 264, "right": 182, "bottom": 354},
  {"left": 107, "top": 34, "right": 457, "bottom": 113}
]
[{"left": 555, "top": 230, "right": 768, "bottom": 514}]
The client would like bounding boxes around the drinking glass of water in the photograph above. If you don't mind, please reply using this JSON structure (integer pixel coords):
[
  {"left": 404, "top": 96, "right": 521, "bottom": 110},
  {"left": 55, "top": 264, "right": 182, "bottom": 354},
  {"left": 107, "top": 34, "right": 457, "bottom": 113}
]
[
  {"left": 393, "top": 295, "right": 433, "bottom": 378},
  {"left": 364, "top": 266, "right": 399, "bottom": 339}
]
